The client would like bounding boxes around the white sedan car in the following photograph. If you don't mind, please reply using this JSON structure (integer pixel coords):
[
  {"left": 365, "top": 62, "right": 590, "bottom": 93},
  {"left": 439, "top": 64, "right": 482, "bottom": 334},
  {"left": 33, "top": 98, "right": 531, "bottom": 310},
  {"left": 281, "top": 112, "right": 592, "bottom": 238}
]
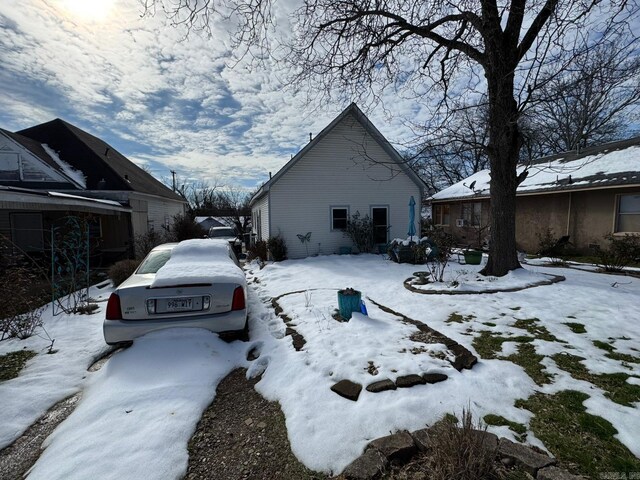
[{"left": 103, "top": 239, "right": 248, "bottom": 345}]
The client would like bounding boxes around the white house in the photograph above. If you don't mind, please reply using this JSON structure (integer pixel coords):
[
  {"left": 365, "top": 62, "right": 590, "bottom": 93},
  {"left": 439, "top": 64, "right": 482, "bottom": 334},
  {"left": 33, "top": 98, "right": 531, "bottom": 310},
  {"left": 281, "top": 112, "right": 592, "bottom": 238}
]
[{"left": 249, "top": 103, "right": 425, "bottom": 258}]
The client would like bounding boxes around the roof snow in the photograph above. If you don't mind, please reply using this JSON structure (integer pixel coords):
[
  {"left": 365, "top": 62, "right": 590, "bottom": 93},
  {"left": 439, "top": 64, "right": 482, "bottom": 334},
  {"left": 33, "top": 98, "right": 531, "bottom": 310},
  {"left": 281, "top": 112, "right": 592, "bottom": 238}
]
[
  {"left": 432, "top": 141, "right": 640, "bottom": 201},
  {"left": 41, "top": 143, "right": 86, "bottom": 188}
]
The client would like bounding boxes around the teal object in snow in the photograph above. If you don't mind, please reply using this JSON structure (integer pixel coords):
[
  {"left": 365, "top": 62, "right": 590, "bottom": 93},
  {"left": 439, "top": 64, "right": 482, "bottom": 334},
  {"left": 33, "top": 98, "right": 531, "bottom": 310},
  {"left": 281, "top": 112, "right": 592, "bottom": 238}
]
[
  {"left": 337, "top": 289, "right": 362, "bottom": 320},
  {"left": 408, "top": 196, "right": 417, "bottom": 238}
]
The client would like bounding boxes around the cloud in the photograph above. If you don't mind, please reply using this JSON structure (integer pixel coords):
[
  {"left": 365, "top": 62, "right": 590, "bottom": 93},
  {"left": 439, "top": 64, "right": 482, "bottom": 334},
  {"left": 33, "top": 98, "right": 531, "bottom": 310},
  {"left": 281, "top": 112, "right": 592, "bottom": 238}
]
[{"left": 0, "top": 0, "right": 434, "bottom": 188}]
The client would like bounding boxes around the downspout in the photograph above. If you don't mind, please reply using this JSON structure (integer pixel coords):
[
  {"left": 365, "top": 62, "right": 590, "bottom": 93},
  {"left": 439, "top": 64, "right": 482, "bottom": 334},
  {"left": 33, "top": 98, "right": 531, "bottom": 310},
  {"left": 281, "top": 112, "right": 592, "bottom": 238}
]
[{"left": 566, "top": 192, "right": 572, "bottom": 237}]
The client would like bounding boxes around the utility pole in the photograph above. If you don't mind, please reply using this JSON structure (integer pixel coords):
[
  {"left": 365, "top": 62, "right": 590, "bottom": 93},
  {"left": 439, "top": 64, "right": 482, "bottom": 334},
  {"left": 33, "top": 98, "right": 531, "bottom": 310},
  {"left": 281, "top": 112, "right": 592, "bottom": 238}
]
[{"left": 170, "top": 170, "right": 177, "bottom": 192}]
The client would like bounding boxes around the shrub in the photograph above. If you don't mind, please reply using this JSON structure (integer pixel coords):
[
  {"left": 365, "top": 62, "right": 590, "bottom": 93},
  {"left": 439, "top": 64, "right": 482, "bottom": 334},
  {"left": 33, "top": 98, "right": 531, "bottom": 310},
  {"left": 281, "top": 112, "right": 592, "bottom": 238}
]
[
  {"left": 0, "top": 239, "right": 47, "bottom": 341},
  {"left": 108, "top": 259, "right": 141, "bottom": 287},
  {"left": 594, "top": 233, "right": 640, "bottom": 272},
  {"left": 425, "top": 409, "right": 498, "bottom": 480},
  {"left": 267, "top": 235, "right": 288, "bottom": 261},
  {"left": 247, "top": 240, "right": 268, "bottom": 262},
  {"left": 425, "top": 228, "right": 454, "bottom": 282},
  {"left": 343, "top": 211, "right": 375, "bottom": 253},
  {"left": 536, "top": 228, "right": 566, "bottom": 265},
  {"left": 168, "top": 214, "right": 207, "bottom": 242},
  {"left": 134, "top": 229, "right": 166, "bottom": 259}
]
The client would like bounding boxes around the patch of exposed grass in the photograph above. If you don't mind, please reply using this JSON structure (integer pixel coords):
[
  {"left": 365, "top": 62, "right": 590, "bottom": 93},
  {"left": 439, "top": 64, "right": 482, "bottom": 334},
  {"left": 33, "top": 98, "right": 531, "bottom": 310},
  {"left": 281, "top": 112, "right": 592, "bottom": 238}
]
[
  {"left": 589, "top": 340, "right": 640, "bottom": 365},
  {"left": 512, "top": 318, "right": 560, "bottom": 342},
  {"left": 509, "top": 306, "right": 521, "bottom": 311},
  {"left": 446, "top": 312, "right": 476, "bottom": 324},
  {"left": 472, "top": 331, "right": 550, "bottom": 385},
  {"left": 516, "top": 390, "right": 640, "bottom": 477},
  {"left": 482, "top": 322, "right": 497, "bottom": 327},
  {"left": 607, "top": 352, "right": 640, "bottom": 364},
  {"left": 567, "top": 315, "right": 577, "bottom": 319},
  {"left": 552, "top": 353, "right": 640, "bottom": 406},
  {"left": 471, "top": 331, "right": 534, "bottom": 359},
  {"left": 505, "top": 343, "right": 553, "bottom": 386},
  {"left": 593, "top": 340, "right": 615, "bottom": 352},
  {"left": 563, "top": 322, "right": 586, "bottom": 334},
  {"left": 0, "top": 349, "right": 36, "bottom": 382},
  {"left": 483, "top": 414, "right": 527, "bottom": 442}
]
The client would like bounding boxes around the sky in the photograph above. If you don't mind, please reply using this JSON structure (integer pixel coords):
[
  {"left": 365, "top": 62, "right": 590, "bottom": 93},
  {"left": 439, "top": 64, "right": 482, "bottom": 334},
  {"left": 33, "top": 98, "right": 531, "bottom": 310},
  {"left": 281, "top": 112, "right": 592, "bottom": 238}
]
[{"left": 0, "top": 0, "right": 427, "bottom": 191}]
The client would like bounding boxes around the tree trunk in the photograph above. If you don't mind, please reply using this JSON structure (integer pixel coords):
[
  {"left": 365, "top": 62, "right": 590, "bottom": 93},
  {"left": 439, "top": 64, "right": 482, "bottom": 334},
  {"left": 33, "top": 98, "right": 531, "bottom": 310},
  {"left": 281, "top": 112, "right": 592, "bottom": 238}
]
[{"left": 481, "top": 53, "right": 522, "bottom": 277}]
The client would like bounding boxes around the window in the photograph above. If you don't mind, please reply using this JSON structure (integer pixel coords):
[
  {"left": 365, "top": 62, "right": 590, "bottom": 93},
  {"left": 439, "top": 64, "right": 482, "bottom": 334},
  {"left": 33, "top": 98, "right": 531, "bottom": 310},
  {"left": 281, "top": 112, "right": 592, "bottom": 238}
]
[
  {"left": 331, "top": 207, "right": 349, "bottom": 230},
  {"left": 616, "top": 194, "right": 640, "bottom": 233},
  {"left": 433, "top": 204, "right": 450, "bottom": 226},
  {"left": 10, "top": 213, "right": 43, "bottom": 252},
  {"left": 0, "top": 152, "right": 20, "bottom": 181},
  {"left": 461, "top": 202, "right": 482, "bottom": 226}
]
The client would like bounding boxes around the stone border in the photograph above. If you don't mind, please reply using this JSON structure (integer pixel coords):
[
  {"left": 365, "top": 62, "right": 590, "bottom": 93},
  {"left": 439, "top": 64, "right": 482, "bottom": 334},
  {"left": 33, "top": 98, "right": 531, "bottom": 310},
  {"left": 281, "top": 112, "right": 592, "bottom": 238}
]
[
  {"left": 342, "top": 427, "right": 586, "bottom": 480},
  {"left": 269, "top": 291, "right": 478, "bottom": 401},
  {"left": 367, "top": 298, "right": 477, "bottom": 372},
  {"left": 403, "top": 272, "right": 566, "bottom": 295}
]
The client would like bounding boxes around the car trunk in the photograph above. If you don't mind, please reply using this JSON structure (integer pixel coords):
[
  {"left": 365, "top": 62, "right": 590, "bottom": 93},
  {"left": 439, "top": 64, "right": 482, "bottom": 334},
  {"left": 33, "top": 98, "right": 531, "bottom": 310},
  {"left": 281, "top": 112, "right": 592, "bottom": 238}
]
[{"left": 117, "top": 275, "right": 239, "bottom": 320}]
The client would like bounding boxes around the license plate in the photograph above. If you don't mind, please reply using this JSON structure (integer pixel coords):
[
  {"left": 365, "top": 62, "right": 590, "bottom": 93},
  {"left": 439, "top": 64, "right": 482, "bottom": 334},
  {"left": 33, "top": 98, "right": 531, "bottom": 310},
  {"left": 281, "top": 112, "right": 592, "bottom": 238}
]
[{"left": 166, "top": 298, "right": 193, "bottom": 311}]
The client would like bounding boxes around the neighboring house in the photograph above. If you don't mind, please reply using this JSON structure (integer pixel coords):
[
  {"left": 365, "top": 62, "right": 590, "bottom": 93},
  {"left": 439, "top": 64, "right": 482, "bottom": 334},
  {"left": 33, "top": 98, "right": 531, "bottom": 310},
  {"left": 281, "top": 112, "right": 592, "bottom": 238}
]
[
  {"left": 0, "top": 120, "right": 186, "bottom": 259},
  {"left": 249, "top": 103, "right": 425, "bottom": 259},
  {"left": 430, "top": 137, "right": 640, "bottom": 253}
]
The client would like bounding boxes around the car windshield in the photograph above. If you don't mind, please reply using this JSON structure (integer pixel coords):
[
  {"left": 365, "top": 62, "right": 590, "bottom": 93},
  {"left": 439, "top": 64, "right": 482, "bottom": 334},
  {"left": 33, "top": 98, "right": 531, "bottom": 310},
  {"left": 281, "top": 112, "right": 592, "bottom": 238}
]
[
  {"left": 136, "top": 249, "right": 172, "bottom": 274},
  {"left": 210, "top": 228, "right": 236, "bottom": 238}
]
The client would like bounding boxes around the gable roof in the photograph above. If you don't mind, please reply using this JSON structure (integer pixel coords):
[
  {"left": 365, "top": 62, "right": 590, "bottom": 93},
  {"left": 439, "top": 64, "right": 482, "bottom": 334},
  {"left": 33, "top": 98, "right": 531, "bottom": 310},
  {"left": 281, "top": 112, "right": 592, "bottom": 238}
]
[
  {"left": 17, "top": 119, "right": 184, "bottom": 202},
  {"left": 249, "top": 103, "right": 425, "bottom": 206},
  {"left": 0, "top": 128, "right": 85, "bottom": 188},
  {"left": 431, "top": 136, "right": 640, "bottom": 202}
]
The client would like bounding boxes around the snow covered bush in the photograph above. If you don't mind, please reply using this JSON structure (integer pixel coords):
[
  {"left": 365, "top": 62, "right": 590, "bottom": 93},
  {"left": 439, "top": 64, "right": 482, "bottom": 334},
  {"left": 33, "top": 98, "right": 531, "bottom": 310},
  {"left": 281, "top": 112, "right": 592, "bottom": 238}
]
[
  {"left": 108, "top": 259, "right": 141, "bottom": 287},
  {"left": 594, "top": 233, "right": 640, "bottom": 272},
  {"left": 267, "top": 234, "right": 288, "bottom": 261}
]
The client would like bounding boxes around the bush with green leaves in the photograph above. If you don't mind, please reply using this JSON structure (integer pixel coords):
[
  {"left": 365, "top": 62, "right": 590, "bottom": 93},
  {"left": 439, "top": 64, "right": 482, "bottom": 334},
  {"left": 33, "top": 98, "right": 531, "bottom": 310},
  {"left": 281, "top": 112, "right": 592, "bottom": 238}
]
[
  {"left": 343, "top": 211, "right": 375, "bottom": 253},
  {"left": 267, "top": 235, "right": 288, "bottom": 261},
  {"left": 108, "top": 259, "right": 141, "bottom": 287},
  {"left": 594, "top": 233, "right": 640, "bottom": 272}
]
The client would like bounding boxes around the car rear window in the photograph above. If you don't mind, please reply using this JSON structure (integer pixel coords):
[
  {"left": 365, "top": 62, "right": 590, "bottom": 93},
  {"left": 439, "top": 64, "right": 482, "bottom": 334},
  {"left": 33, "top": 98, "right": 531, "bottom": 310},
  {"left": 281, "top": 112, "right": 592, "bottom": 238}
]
[
  {"left": 136, "top": 250, "right": 172, "bottom": 274},
  {"left": 210, "top": 228, "right": 236, "bottom": 238}
]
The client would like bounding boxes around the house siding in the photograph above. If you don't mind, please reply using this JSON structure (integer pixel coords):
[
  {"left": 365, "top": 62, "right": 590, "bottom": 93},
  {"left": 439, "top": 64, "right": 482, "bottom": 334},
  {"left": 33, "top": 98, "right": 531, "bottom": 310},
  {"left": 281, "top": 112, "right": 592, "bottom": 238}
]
[
  {"left": 268, "top": 113, "right": 421, "bottom": 259},
  {"left": 251, "top": 194, "right": 270, "bottom": 241},
  {"left": 434, "top": 186, "right": 640, "bottom": 254}
]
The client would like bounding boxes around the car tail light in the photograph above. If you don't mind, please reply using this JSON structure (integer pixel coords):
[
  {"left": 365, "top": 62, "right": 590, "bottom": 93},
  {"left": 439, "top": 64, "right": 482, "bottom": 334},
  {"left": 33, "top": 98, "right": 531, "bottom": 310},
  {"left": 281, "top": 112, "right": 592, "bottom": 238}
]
[
  {"left": 231, "top": 287, "right": 245, "bottom": 311},
  {"left": 146, "top": 299, "right": 156, "bottom": 314},
  {"left": 106, "top": 293, "right": 122, "bottom": 320}
]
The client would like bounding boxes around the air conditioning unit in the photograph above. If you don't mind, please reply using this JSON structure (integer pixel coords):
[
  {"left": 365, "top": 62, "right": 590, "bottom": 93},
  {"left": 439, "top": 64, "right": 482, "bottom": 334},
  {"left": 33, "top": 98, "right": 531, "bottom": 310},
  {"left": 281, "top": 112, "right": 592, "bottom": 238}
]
[{"left": 456, "top": 218, "right": 467, "bottom": 227}]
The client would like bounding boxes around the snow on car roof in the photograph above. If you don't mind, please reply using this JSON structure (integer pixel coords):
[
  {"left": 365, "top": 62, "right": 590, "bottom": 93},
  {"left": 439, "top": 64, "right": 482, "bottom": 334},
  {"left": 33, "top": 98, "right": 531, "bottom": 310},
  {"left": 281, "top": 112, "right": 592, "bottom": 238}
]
[{"left": 150, "top": 239, "right": 245, "bottom": 288}]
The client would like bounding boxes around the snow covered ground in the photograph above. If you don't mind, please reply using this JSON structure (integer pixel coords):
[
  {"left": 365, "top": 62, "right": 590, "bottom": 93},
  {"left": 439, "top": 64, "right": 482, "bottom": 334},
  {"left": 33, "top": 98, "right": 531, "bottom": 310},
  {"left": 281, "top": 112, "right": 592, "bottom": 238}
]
[
  {"left": 246, "top": 254, "right": 640, "bottom": 473},
  {"left": 1, "top": 254, "right": 639, "bottom": 478}
]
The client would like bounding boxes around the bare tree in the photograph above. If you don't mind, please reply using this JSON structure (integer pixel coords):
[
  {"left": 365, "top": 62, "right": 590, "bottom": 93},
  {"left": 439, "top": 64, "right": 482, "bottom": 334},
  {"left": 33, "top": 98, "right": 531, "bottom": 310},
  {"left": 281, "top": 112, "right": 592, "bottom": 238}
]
[
  {"left": 144, "top": 0, "right": 638, "bottom": 276},
  {"left": 526, "top": 39, "right": 640, "bottom": 155},
  {"left": 414, "top": 103, "right": 490, "bottom": 194},
  {"left": 215, "top": 186, "right": 252, "bottom": 234}
]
